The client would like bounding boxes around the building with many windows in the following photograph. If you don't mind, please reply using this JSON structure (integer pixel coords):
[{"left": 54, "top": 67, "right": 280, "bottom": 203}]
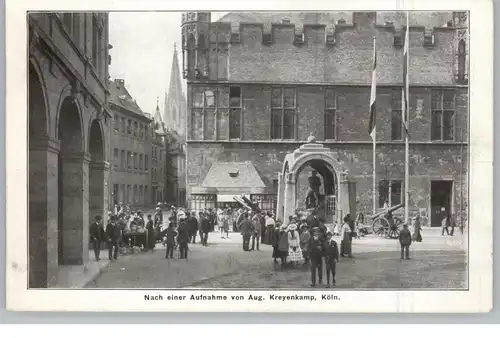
[
  {"left": 151, "top": 103, "right": 167, "bottom": 203},
  {"left": 182, "top": 11, "right": 469, "bottom": 227},
  {"left": 109, "top": 79, "right": 153, "bottom": 208},
  {"left": 29, "top": 13, "right": 111, "bottom": 287}
]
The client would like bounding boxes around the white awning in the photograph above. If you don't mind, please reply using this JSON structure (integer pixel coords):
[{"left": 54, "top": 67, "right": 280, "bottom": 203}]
[{"left": 217, "top": 194, "right": 249, "bottom": 202}]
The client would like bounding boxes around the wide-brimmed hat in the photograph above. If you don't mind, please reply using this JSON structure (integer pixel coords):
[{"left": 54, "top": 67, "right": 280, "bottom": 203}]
[
  {"left": 279, "top": 224, "right": 288, "bottom": 231},
  {"left": 288, "top": 224, "right": 298, "bottom": 231},
  {"left": 300, "top": 223, "right": 309, "bottom": 229}
]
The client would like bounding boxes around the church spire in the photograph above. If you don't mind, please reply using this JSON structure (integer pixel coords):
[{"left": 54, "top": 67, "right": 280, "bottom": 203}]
[{"left": 165, "top": 41, "right": 186, "bottom": 138}]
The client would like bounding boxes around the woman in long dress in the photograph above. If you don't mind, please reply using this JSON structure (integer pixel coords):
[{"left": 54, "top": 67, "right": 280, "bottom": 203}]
[
  {"left": 287, "top": 223, "right": 303, "bottom": 266},
  {"left": 340, "top": 215, "right": 352, "bottom": 258},
  {"left": 412, "top": 215, "right": 423, "bottom": 242},
  {"left": 146, "top": 215, "right": 156, "bottom": 251},
  {"left": 277, "top": 224, "right": 289, "bottom": 270}
]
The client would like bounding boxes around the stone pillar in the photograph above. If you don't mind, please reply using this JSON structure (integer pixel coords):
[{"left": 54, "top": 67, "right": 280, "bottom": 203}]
[
  {"left": 60, "top": 151, "right": 91, "bottom": 266},
  {"left": 29, "top": 136, "right": 60, "bottom": 288},
  {"left": 276, "top": 173, "right": 284, "bottom": 221},
  {"left": 89, "top": 161, "right": 110, "bottom": 225},
  {"left": 338, "top": 177, "right": 357, "bottom": 222},
  {"left": 283, "top": 173, "right": 296, "bottom": 223}
]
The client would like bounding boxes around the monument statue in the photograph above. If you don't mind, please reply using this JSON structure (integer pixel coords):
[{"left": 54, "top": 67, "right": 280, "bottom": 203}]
[{"left": 306, "top": 170, "right": 321, "bottom": 209}]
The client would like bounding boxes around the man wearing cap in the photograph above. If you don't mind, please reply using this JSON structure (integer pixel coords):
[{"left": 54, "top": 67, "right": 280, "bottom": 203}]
[
  {"left": 199, "top": 211, "right": 211, "bottom": 246},
  {"left": 90, "top": 215, "right": 104, "bottom": 261},
  {"left": 309, "top": 226, "right": 325, "bottom": 286},
  {"left": 187, "top": 211, "right": 199, "bottom": 244},
  {"left": 323, "top": 231, "right": 339, "bottom": 287}
]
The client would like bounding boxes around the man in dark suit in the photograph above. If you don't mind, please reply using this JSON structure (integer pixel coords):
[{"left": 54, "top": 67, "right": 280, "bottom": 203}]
[
  {"left": 398, "top": 223, "right": 412, "bottom": 260},
  {"left": 199, "top": 211, "right": 211, "bottom": 246},
  {"left": 106, "top": 216, "right": 121, "bottom": 261},
  {"left": 90, "top": 215, "right": 104, "bottom": 261},
  {"left": 188, "top": 212, "right": 199, "bottom": 244},
  {"left": 239, "top": 213, "right": 254, "bottom": 252}
]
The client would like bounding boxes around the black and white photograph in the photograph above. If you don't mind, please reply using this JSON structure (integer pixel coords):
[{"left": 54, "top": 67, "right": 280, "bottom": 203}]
[{"left": 6, "top": 0, "right": 493, "bottom": 312}]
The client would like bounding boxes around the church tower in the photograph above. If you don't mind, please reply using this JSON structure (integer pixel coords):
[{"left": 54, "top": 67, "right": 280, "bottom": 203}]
[
  {"left": 181, "top": 12, "right": 211, "bottom": 80},
  {"left": 164, "top": 43, "right": 187, "bottom": 138}
]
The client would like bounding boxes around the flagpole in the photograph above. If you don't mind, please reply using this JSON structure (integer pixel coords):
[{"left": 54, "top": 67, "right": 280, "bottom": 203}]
[
  {"left": 404, "top": 12, "right": 410, "bottom": 225},
  {"left": 371, "top": 36, "right": 377, "bottom": 215}
]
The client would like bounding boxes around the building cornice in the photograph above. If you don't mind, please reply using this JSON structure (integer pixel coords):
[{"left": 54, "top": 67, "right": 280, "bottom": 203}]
[
  {"left": 109, "top": 102, "right": 152, "bottom": 122},
  {"left": 187, "top": 80, "right": 468, "bottom": 88}
]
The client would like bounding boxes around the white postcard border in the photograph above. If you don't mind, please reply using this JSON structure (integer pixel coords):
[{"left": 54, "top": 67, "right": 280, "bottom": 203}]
[{"left": 5, "top": 0, "right": 493, "bottom": 312}]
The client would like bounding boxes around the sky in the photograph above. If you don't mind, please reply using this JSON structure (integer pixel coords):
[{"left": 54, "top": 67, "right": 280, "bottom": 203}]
[{"left": 108, "top": 12, "right": 226, "bottom": 116}]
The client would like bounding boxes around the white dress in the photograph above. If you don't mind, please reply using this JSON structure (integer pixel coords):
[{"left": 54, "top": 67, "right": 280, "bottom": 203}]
[{"left": 287, "top": 230, "right": 304, "bottom": 262}]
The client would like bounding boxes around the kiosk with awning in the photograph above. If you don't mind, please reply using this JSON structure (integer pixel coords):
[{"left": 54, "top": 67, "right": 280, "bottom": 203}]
[{"left": 188, "top": 161, "right": 277, "bottom": 214}]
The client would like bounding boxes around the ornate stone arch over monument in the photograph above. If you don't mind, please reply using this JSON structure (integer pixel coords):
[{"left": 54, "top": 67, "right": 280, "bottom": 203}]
[{"left": 276, "top": 138, "right": 356, "bottom": 225}]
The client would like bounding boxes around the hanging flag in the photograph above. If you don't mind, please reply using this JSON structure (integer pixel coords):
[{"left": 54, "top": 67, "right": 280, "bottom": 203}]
[
  {"left": 402, "top": 16, "right": 410, "bottom": 135},
  {"left": 368, "top": 39, "right": 377, "bottom": 140}
]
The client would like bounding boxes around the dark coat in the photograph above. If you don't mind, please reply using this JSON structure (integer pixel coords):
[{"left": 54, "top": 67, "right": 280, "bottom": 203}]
[
  {"left": 278, "top": 231, "right": 289, "bottom": 252},
  {"left": 90, "top": 221, "right": 104, "bottom": 242},
  {"left": 200, "top": 216, "right": 210, "bottom": 233},
  {"left": 239, "top": 218, "right": 253, "bottom": 236},
  {"left": 306, "top": 215, "right": 320, "bottom": 229},
  {"left": 187, "top": 216, "right": 199, "bottom": 233},
  {"left": 323, "top": 239, "right": 339, "bottom": 261},
  {"left": 309, "top": 235, "right": 324, "bottom": 260},
  {"left": 105, "top": 222, "right": 121, "bottom": 243},
  {"left": 165, "top": 228, "right": 177, "bottom": 246},
  {"left": 399, "top": 228, "right": 412, "bottom": 246},
  {"left": 177, "top": 220, "right": 190, "bottom": 244}
]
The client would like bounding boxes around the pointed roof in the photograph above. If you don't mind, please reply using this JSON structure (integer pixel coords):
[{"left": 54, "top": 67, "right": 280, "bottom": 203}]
[
  {"left": 167, "top": 43, "right": 184, "bottom": 105},
  {"left": 109, "top": 79, "right": 145, "bottom": 117},
  {"left": 201, "top": 162, "right": 267, "bottom": 190}
]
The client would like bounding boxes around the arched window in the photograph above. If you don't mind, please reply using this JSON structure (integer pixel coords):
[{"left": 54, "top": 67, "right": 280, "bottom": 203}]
[
  {"left": 187, "top": 34, "right": 196, "bottom": 76},
  {"left": 458, "top": 39, "right": 466, "bottom": 83}
]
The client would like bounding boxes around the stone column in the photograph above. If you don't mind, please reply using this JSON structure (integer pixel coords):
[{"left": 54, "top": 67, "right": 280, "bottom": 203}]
[
  {"left": 283, "top": 173, "right": 296, "bottom": 223},
  {"left": 89, "top": 160, "right": 110, "bottom": 225},
  {"left": 29, "top": 136, "right": 60, "bottom": 288},
  {"left": 276, "top": 173, "right": 284, "bottom": 221},
  {"left": 60, "top": 151, "right": 91, "bottom": 266},
  {"left": 338, "top": 176, "right": 357, "bottom": 222}
]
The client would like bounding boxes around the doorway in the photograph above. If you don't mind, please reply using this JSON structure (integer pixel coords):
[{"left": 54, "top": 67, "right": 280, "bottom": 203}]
[{"left": 430, "top": 180, "right": 453, "bottom": 227}]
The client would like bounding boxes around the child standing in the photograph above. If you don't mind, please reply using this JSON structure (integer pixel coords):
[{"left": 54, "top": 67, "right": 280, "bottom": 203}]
[
  {"left": 323, "top": 232, "right": 339, "bottom": 287},
  {"left": 399, "top": 223, "right": 412, "bottom": 260}
]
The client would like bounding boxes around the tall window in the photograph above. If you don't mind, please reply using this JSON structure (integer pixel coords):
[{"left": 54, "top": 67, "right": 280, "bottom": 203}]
[
  {"left": 229, "top": 86, "right": 241, "bottom": 139},
  {"left": 139, "top": 124, "right": 144, "bottom": 138},
  {"left": 145, "top": 186, "right": 148, "bottom": 203},
  {"left": 133, "top": 122, "right": 138, "bottom": 136},
  {"left": 113, "top": 149, "right": 119, "bottom": 168},
  {"left": 378, "top": 180, "right": 402, "bottom": 208},
  {"left": 121, "top": 117, "right": 126, "bottom": 133},
  {"left": 61, "top": 13, "right": 80, "bottom": 44},
  {"left": 139, "top": 186, "right": 143, "bottom": 204},
  {"left": 458, "top": 39, "right": 466, "bottom": 83},
  {"left": 127, "top": 120, "right": 132, "bottom": 135},
  {"left": 133, "top": 185, "right": 137, "bottom": 204},
  {"left": 92, "top": 15, "right": 103, "bottom": 75},
  {"left": 145, "top": 155, "right": 149, "bottom": 172},
  {"left": 133, "top": 153, "right": 137, "bottom": 169},
  {"left": 114, "top": 115, "right": 119, "bottom": 132},
  {"left": 391, "top": 89, "right": 403, "bottom": 141},
  {"left": 271, "top": 87, "right": 296, "bottom": 139},
  {"left": 120, "top": 150, "right": 125, "bottom": 169},
  {"left": 431, "top": 90, "right": 455, "bottom": 141},
  {"left": 324, "top": 89, "right": 337, "bottom": 140},
  {"left": 139, "top": 154, "right": 143, "bottom": 170},
  {"left": 127, "top": 151, "right": 132, "bottom": 169}
]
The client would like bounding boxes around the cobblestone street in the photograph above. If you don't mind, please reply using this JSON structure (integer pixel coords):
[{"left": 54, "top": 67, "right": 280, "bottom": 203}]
[{"left": 86, "top": 229, "right": 467, "bottom": 289}]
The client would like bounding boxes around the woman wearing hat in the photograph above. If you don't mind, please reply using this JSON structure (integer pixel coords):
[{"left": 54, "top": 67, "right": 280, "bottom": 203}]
[{"left": 287, "top": 222, "right": 303, "bottom": 265}]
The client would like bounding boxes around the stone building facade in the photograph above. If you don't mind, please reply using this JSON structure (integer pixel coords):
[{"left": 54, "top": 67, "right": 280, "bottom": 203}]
[
  {"left": 182, "top": 11, "right": 469, "bottom": 227},
  {"left": 109, "top": 79, "right": 153, "bottom": 208},
  {"left": 29, "top": 13, "right": 111, "bottom": 287},
  {"left": 164, "top": 45, "right": 187, "bottom": 206},
  {"left": 151, "top": 104, "right": 167, "bottom": 204}
]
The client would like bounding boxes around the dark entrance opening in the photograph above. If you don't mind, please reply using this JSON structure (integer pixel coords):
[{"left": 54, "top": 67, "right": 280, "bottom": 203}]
[{"left": 430, "top": 180, "right": 453, "bottom": 227}]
